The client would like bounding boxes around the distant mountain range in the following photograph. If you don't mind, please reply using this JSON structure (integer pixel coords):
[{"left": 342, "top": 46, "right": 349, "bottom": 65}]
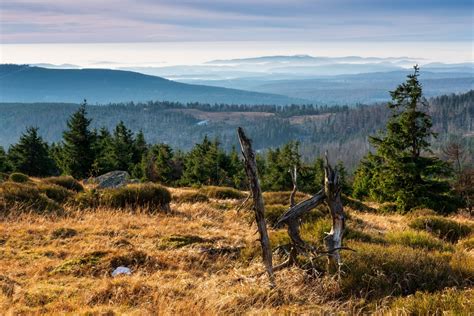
[
  {"left": 2, "top": 55, "right": 473, "bottom": 105},
  {"left": 0, "top": 64, "right": 304, "bottom": 105}
]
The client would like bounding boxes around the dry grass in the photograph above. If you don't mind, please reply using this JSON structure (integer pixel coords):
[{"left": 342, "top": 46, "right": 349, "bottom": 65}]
[{"left": 0, "top": 186, "right": 473, "bottom": 314}]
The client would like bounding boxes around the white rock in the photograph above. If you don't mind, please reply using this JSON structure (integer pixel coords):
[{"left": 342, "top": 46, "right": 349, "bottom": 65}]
[{"left": 112, "top": 266, "right": 131, "bottom": 277}]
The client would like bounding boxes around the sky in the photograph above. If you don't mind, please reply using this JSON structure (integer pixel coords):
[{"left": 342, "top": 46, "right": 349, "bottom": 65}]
[{"left": 0, "top": 0, "right": 473, "bottom": 65}]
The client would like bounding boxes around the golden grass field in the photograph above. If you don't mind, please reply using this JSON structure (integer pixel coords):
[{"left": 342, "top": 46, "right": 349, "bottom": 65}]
[{"left": 0, "top": 181, "right": 473, "bottom": 315}]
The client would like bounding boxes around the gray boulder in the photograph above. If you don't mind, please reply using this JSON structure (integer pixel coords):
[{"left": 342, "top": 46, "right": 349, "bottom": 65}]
[{"left": 92, "top": 171, "right": 130, "bottom": 189}]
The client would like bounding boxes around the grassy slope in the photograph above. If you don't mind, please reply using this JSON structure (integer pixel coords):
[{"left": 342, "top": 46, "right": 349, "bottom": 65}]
[{"left": 0, "top": 185, "right": 473, "bottom": 314}]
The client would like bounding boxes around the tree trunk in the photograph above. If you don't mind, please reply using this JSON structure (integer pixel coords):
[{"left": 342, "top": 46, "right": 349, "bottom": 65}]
[
  {"left": 323, "top": 158, "right": 345, "bottom": 273},
  {"left": 237, "top": 127, "right": 275, "bottom": 286},
  {"left": 289, "top": 165, "right": 297, "bottom": 207}
]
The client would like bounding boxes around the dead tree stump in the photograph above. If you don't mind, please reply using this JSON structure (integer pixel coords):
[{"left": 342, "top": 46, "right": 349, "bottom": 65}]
[{"left": 237, "top": 127, "right": 275, "bottom": 286}]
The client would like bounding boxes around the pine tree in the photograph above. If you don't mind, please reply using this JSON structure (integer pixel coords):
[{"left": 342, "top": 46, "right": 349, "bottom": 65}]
[
  {"left": 92, "top": 127, "right": 115, "bottom": 175},
  {"left": 353, "top": 66, "right": 453, "bottom": 212},
  {"left": 0, "top": 146, "right": 10, "bottom": 173},
  {"left": 62, "top": 102, "right": 95, "bottom": 179},
  {"left": 8, "top": 127, "right": 56, "bottom": 176},
  {"left": 111, "top": 121, "right": 135, "bottom": 172},
  {"left": 142, "top": 144, "right": 175, "bottom": 183}
]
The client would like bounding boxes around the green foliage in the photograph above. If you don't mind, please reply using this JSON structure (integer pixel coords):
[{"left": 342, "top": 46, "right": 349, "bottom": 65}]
[
  {"left": 61, "top": 103, "right": 95, "bottom": 179},
  {"left": 142, "top": 144, "right": 180, "bottom": 184},
  {"left": 265, "top": 204, "right": 288, "bottom": 226},
  {"left": 409, "top": 216, "right": 472, "bottom": 243},
  {"left": 7, "top": 127, "right": 56, "bottom": 177},
  {"left": 37, "top": 183, "right": 74, "bottom": 204},
  {"left": 0, "top": 182, "right": 62, "bottom": 214},
  {"left": 43, "top": 176, "right": 84, "bottom": 192},
  {"left": 386, "top": 230, "right": 452, "bottom": 251},
  {"left": 261, "top": 141, "right": 301, "bottom": 191},
  {"left": 199, "top": 186, "right": 244, "bottom": 200},
  {"left": 0, "top": 146, "right": 11, "bottom": 173},
  {"left": 353, "top": 66, "right": 454, "bottom": 212},
  {"left": 101, "top": 184, "right": 171, "bottom": 210},
  {"left": 172, "top": 190, "right": 209, "bottom": 203},
  {"left": 51, "top": 251, "right": 107, "bottom": 276},
  {"left": 8, "top": 172, "right": 30, "bottom": 183}
]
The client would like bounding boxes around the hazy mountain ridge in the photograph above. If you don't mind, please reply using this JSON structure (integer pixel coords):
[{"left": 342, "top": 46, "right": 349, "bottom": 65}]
[{"left": 0, "top": 64, "right": 305, "bottom": 105}]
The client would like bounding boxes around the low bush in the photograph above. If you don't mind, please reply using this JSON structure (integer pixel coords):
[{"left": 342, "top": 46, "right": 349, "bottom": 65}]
[
  {"left": 74, "top": 190, "right": 100, "bottom": 208},
  {"left": 172, "top": 190, "right": 209, "bottom": 203},
  {"left": 409, "top": 216, "right": 472, "bottom": 243},
  {"left": 263, "top": 191, "right": 309, "bottom": 206},
  {"left": 9, "top": 173, "right": 29, "bottom": 183},
  {"left": 43, "top": 176, "right": 83, "bottom": 192},
  {"left": 386, "top": 230, "right": 451, "bottom": 251},
  {"left": 37, "top": 184, "right": 73, "bottom": 203},
  {"left": 101, "top": 184, "right": 171, "bottom": 210},
  {"left": 389, "top": 288, "right": 473, "bottom": 315},
  {"left": 0, "top": 182, "right": 61, "bottom": 214},
  {"left": 341, "top": 242, "right": 470, "bottom": 299},
  {"left": 379, "top": 202, "right": 397, "bottom": 213},
  {"left": 200, "top": 186, "right": 244, "bottom": 200}
]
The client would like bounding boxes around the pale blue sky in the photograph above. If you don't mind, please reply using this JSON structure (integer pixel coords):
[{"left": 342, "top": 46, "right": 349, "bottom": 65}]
[{"left": 1, "top": 0, "right": 472, "bottom": 43}]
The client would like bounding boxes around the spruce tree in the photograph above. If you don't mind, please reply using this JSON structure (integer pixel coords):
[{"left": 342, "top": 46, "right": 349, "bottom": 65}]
[
  {"left": 8, "top": 127, "right": 56, "bottom": 176},
  {"left": 62, "top": 102, "right": 95, "bottom": 179},
  {"left": 142, "top": 143, "right": 175, "bottom": 183},
  {"left": 0, "top": 146, "right": 10, "bottom": 173},
  {"left": 92, "top": 127, "right": 115, "bottom": 175},
  {"left": 111, "top": 121, "right": 135, "bottom": 172},
  {"left": 353, "top": 66, "right": 452, "bottom": 212}
]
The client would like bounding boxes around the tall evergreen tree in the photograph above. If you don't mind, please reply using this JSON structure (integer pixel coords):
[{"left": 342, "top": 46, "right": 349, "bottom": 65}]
[
  {"left": 62, "top": 101, "right": 95, "bottom": 179},
  {"left": 353, "top": 66, "right": 452, "bottom": 212},
  {"left": 8, "top": 127, "right": 56, "bottom": 176},
  {"left": 0, "top": 146, "right": 10, "bottom": 173},
  {"left": 92, "top": 127, "right": 115, "bottom": 175},
  {"left": 111, "top": 121, "right": 135, "bottom": 172},
  {"left": 142, "top": 143, "right": 176, "bottom": 183}
]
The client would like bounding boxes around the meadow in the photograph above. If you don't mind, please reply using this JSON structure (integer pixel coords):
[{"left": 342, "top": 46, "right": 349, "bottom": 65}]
[{"left": 0, "top": 175, "right": 473, "bottom": 314}]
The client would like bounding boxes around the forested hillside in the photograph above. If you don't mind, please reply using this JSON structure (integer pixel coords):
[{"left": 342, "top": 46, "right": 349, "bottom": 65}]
[
  {"left": 1, "top": 91, "right": 472, "bottom": 170},
  {"left": 0, "top": 65, "right": 303, "bottom": 105}
]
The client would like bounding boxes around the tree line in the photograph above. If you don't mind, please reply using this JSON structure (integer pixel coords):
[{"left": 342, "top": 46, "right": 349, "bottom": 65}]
[{"left": 0, "top": 102, "right": 347, "bottom": 193}]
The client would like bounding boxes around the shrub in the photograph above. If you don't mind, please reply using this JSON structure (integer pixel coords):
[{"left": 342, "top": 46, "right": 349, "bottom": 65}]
[
  {"left": 341, "top": 242, "right": 469, "bottom": 299},
  {"left": 386, "top": 230, "right": 452, "bottom": 251},
  {"left": 37, "top": 184, "right": 73, "bottom": 203},
  {"left": 263, "top": 191, "right": 309, "bottom": 206},
  {"left": 0, "top": 182, "right": 61, "bottom": 214},
  {"left": 389, "top": 288, "right": 473, "bottom": 315},
  {"left": 43, "top": 176, "right": 83, "bottom": 192},
  {"left": 200, "top": 186, "right": 244, "bottom": 199},
  {"left": 0, "top": 172, "right": 8, "bottom": 182},
  {"left": 9, "top": 173, "right": 29, "bottom": 183},
  {"left": 379, "top": 202, "right": 397, "bottom": 213},
  {"left": 74, "top": 190, "right": 100, "bottom": 208},
  {"left": 172, "top": 190, "right": 209, "bottom": 203},
  {"left": 409, "top": 216, "right": 472, "bottom": 243},
  {"left": 101, "top": 183, "right": 171, "bottom": 210}
]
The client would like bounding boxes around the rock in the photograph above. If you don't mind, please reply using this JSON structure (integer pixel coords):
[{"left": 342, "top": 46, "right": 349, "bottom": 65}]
[
  {"left": 92, "top": 171, "right": 130, "bottom": 189},
  {"left": 111, "top": 266, "right": 131, "bottom": 277}
]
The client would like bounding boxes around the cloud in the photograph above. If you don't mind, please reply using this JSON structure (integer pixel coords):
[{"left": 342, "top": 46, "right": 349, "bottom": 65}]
[{"left": 0, "top": 0, "right": 472, "bottom": 43}]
